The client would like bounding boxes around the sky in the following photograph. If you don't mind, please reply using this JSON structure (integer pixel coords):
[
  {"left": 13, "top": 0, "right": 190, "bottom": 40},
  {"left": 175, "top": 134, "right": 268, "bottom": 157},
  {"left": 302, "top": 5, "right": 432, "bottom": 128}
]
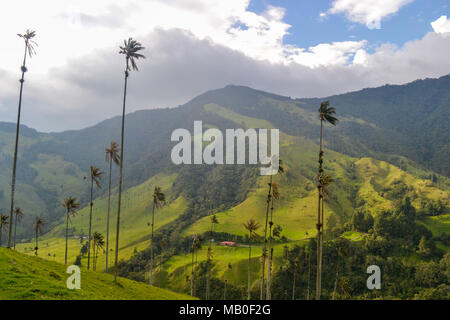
[{"left": 0, "top": 0, "right": 449, "bottom": 132}]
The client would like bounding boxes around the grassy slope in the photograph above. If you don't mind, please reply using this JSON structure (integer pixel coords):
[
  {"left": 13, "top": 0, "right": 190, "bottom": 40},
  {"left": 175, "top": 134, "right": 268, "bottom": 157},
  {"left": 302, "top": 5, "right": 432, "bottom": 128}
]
[
  {"left": 16, "top": 173, "right": 188, "bottom": 270},
  {"left": 0, "top": 248, "right": 194, "bottom": 300}
]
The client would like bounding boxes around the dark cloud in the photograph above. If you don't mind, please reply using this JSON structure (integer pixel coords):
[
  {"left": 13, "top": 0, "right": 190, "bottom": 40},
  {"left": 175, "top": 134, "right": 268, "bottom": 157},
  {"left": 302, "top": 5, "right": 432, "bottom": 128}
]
[{"left": 1, "top": 28, "right": 450, "bottom": 132}]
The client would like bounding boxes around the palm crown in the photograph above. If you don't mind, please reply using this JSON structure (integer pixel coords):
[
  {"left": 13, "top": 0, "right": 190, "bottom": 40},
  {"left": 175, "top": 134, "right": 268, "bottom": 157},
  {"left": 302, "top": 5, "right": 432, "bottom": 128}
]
[
  {"left": 0, "top": 215, "right": 9, "bottom": 231},
  {"left": 90, "top": 166, "right": 104, "bottom": 188},
  {"left": 119, "top": 38, "right": 146, "bottom": 72},
  {"left": 152, "top": 186, "right": 165, "bottom": 208},
  {"left": 63, "top": 197, "right": 80, "bottom": 220},
  {"left": 14, "top": 207, "right": 24, "bottom": 222},
  {"left": 18, "top": 29, "right": 37, "bottom": 58},
  {"left": 318, "top": 101, "right": 338, "bottom": 125},
  {"left": 93, "top": 232, "right": 105, "bottom": 248},
  {"left": 105, "top": 141, "right": 121, "bottom": 166},
  {"left": 34, "top": 216, "right": 45, "bottom": 234},
  {"left": 244, "top": 219, "right": 260, "bottom": 240},
  {"left": 317, "top": 173, "right": 335, "bottom": 197}
]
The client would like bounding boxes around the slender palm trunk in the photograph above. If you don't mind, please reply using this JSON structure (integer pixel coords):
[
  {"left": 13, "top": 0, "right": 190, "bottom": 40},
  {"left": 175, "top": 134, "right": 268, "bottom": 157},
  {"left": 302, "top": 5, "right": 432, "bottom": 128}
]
[
  {"left": 105, "top": 157, "right": 112, "bottom": 272},
  {"left": 307, "top": 250, "right": 311, "bottom": 300},
  {"left": 160, "top": 253, "right": 163, "bottom": 287},
  {"left": 8, "top": 42, "right": 28, "bottom": 248},
  {"left": 87, "top": 179, "right": 94, "bottom": 270},
  {"left": 224, "top": 279, "right": 227, "bottom": 300},
  {"left": 316, "top": 119, "right": 324, "bottom": 300},
  {"left": 65, "top": 212, "right": 69, "bottom": 264},
  {"left": 260, "top": 175, "right": 273, "bottom": 299},
  {"left": 114, "top": 59, "right": 129, "bottom": 282},
  {"left": 333, "top": 263, "right": 339, "bottom": 300},
  {"left": 206, "top": 224, "right": 214, "bottom": 300},
  {"left": 35, "top": 230, "right": 38, "bottom": 256},
  {"left": 13, "top": 215, "right": 18, "bottom": 250},
  {"left": 292, "top": 271, "right": 296, "bottom": 300},
  {"left": 248, "top": 232, "right": 252, "bottom": 300},
  {"left": 190, "top": 246, "right": 194, "bottom": 296},
  {"left": 194, "top": 248, "right": 198, "bottom": 296},
  {"left": 266, "top": 196, "right": 275, "bottom": 300},
  {"left": 150, "top": 202, "right": 156, "bottom": 285}
]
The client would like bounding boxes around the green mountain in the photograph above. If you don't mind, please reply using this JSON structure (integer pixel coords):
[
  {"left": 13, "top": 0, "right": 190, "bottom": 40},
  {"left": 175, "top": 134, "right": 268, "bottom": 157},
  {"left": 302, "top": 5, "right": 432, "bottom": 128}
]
[{"left": 1, "top": 75, "right": 449, "bottom": 299}]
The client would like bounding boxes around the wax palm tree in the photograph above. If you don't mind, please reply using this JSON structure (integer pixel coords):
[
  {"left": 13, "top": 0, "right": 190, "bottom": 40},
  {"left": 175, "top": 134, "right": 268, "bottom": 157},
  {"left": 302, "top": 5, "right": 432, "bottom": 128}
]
[
  {"left": 63, "top": 197, "right": 80, "bottom": 265},
  {"left": 34, "top": 216, "right": 44, "bottom": 256},
  {"left": 192, "top": 234, "right": 202, "bottom": 296},
  {"left": 206, "top": 214, "right": 219, "bottom": 299},
  {"left": 266, "top": 160, "right": 284, "bottom": 300},
  {"left": 92, "top": 232, "right": 105, "bottom": 271},
  {"left": 149, "top": 186, "right": 165, "bottom": 285},
  {"left": 114, "top": 38, "right": 145, "bottom": 281},
  {"left": 105, "top": 141, "right": 120, "bottom": 272},
  {"left": 316, "top": 101, "right": 338, "bottom": 300},
  {"left": 244, "top": 219, "right": 260, "bottom": 300},
  {"left": 7, "top": 30, "right": 37, "bottom": 248},
  {"left": 13, "top": 207, "right": 24, "bottom": 249},
  {"left": 88, "top": 166, "right": 103, "bottom": 270},
  {"left": 261, "top": 157, "right": 283, "bottom": 299},
  {"left": 0, "top": 215, "right": 9, "bottom": 247}
]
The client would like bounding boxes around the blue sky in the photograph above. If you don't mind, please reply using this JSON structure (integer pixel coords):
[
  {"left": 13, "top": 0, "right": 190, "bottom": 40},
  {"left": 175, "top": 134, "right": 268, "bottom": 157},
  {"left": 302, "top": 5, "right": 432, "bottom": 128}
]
[{"left": 249, "top": 0, "right": 449, "bottom": 52}]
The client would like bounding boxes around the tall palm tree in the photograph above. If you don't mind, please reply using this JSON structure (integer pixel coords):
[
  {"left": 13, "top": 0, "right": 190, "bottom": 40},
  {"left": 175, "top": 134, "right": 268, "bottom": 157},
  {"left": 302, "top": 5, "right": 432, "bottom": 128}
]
[
  {"left": 13, "top": 207, "right": 24, "bottom": 249},
  {"left": 266, "top": 159, "right": 284, "bottom": 300},
  {"left": 206, "top": 214, "right": 219, "bottom": 300},
  {"left": 88, "top": 165, "right": 103, "bottom": 270},
  {"left": 114, "top": 38, "right": 145, "bottom": 282},
  {"left": 149, "top": 186, "right": 165, "bottom": 285},
  {"left": 92, "top": 231, "right": 105, "bottom": 271},
  {"left": 316, "top": 101, "right": 338, "bottom": 300},
  {"left": 63, "top": 197, "right": 80, "bottom": 265},
  {"left": 261, "top": 157, "right": 283, "bottom": 300},
  {"left": 34, "top": 216, "right": 44, "bottom": 256},
  {"left": 105, "top": 141, "right": 120, "bottom": 272},
  {"left": 244, "top": 219, "right": 260, "bottom": 300},
  {"left": 0, "top": 215, "right": 9, "bottom": 247},
  {"left": 7, "top": 30, "right": 37, "bottom": 248}
]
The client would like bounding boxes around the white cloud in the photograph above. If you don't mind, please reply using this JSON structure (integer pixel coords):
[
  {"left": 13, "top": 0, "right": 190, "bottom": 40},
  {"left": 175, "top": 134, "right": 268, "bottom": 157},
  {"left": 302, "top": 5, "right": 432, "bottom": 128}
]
[
  {"left": 431, "top": 15, "right": 450, "bottom": 34},
  {"left": 0, "top": 0, "right": 365, "bottom": 74},
  {"left": 326, "top": 0, "right": 413, "bottom": 26},
  {"left": 2, "top": 1, "right": 450, "bottom": 132},
  {"left": 2, "top": 28, "right": 450, "bottom": 132}
]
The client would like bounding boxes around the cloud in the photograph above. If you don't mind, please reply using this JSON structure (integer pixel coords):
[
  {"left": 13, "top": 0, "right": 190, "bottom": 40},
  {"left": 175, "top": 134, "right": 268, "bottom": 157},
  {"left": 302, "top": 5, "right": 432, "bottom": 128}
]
[
  {"left": 431, "top": 15, "right": 450, "bottom": 34},
  {"left": 325, "top": 0, "right": 413, "bottom": 26}
]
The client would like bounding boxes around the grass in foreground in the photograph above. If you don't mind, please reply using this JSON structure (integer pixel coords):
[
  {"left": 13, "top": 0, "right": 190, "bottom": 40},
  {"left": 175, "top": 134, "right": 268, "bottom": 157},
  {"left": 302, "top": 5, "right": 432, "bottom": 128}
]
[{"left": 0, "top": 248, "right": 195, "bottom": 300}]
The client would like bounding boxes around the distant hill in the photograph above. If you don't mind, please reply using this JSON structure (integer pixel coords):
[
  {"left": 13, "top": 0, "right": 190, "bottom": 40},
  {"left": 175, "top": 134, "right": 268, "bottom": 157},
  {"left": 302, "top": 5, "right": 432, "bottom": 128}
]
[{"left": 0, "top": 75, "right": 448, "bottom": 244}]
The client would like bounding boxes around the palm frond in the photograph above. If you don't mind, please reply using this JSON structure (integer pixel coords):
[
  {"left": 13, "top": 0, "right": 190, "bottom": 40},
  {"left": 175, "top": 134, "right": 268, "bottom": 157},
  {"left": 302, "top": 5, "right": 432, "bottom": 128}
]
[
  {"left": 318, "top": 101, "right": 338, "bottom": 126},
  {"left": 119, "top": 37, "right": 146, "bottom": 72}
]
